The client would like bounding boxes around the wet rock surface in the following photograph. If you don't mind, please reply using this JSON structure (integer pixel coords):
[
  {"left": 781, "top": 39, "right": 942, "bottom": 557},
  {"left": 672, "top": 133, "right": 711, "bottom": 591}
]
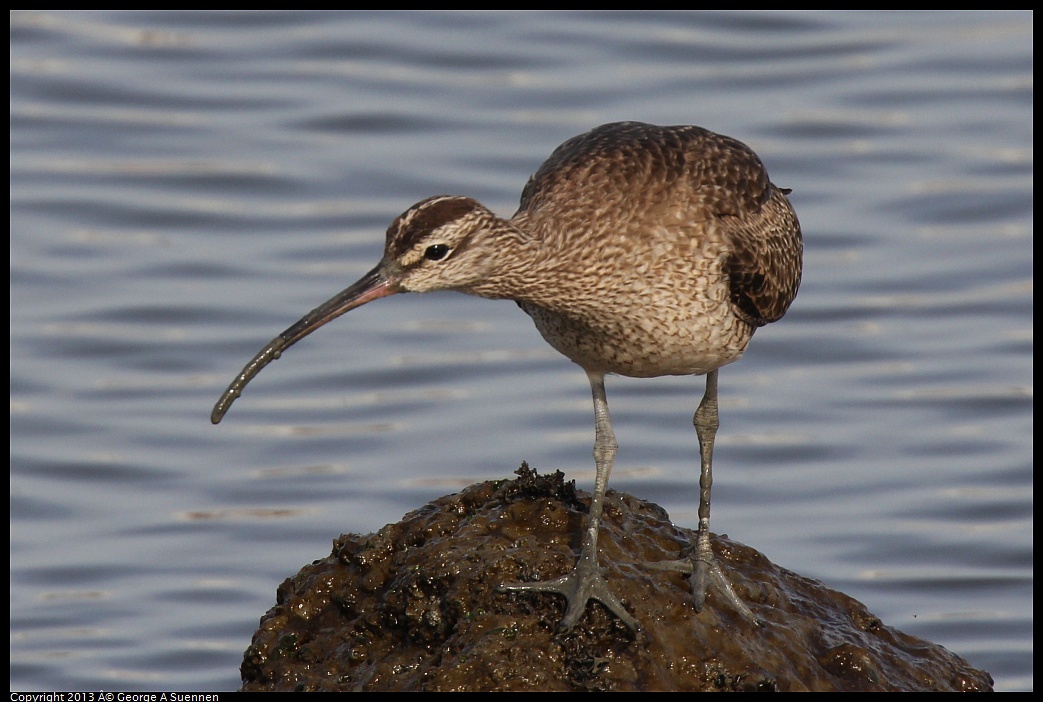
[{"left": 240, "top": 465, "right": 993, "bottom": 692}]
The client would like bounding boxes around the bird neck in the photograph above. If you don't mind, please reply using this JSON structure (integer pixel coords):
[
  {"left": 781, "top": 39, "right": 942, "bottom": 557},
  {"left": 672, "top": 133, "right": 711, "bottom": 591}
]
[{"left": 457, "top": 211, "right": 562, "bottom": 304}]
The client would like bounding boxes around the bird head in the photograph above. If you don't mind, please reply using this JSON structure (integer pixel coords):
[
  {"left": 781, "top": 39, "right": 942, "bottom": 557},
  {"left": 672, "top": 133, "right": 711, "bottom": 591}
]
[
  {"left": 379, "top": 195, "right": 503, "bottom": 294},
  {"left": 210, "top": 195, "right": 507, "bottom": 423}
]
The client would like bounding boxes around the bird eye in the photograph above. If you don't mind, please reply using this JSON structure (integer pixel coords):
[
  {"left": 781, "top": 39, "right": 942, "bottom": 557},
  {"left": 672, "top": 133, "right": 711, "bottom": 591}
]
[{"left": 424, "top": 244, "right": 450, "bottom": 261}]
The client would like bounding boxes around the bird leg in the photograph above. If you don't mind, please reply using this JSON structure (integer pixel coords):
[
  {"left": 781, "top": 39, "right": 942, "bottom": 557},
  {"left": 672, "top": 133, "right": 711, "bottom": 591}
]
[
  {"left": 500, "top": 369, "right": 638, "bottom": 631},
  {"left": 646, "top": 370, "right": 762, "bottom": 626}
]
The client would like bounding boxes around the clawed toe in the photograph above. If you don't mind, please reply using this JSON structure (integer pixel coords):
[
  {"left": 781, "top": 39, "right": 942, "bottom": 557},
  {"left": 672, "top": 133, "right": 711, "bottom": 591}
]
[
  {"left": 501, "top": 560, "right": 638, "bottom": 631},
  {"left": 645, "top": 545, "right": 762, "bottom": 627}
]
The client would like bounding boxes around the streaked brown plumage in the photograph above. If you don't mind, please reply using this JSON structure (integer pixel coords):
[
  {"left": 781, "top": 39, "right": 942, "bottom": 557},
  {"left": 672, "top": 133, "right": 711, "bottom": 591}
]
[{"left": 212, "top": 122, "right": 803, "bottom": 631}]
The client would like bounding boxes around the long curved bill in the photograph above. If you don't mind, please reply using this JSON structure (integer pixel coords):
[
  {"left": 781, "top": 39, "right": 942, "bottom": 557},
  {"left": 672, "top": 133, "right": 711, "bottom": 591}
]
[{"left": 211, "top": 264, "right": 398, "bottom": 424}]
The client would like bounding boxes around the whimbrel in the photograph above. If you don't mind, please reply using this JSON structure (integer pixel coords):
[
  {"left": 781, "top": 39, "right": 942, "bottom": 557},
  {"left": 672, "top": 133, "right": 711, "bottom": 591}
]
[{"left": 212, "top": 122, "right": 803, "bottom": 630}]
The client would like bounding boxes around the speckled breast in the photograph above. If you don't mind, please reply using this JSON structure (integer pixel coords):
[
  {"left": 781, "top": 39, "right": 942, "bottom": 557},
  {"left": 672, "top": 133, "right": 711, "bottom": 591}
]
[{"left": 515, "top": 231, "right": 755, "bottom": 378}]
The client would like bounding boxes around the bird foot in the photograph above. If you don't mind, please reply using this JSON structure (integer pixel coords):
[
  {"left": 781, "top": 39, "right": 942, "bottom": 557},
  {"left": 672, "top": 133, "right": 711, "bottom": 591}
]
[
  {"left": 500, "top": 555, "right": 638, "bottom": 631},
  {"left": 646, "top": 544, "right": 763, "bottom": 627}
]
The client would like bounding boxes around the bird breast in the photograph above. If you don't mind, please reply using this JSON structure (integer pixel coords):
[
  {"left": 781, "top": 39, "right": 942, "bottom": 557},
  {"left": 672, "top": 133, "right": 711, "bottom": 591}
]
[{"left": 513, "top": 221, "right": 755, "bottom": 378}]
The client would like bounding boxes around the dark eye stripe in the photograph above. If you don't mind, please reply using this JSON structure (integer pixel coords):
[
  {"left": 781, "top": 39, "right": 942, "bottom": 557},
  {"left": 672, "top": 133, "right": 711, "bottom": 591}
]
[{"left": 388, "top": 197, "right": 477, "bottom": 258}]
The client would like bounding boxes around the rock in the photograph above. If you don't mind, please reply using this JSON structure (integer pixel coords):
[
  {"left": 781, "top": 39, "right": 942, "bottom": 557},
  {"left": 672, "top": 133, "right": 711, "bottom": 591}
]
[{"left": 239, "top": 465, "right": 993, "bottom": 692}]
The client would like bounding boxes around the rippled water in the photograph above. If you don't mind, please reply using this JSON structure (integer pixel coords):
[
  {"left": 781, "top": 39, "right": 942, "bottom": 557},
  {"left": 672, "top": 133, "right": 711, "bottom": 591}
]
[{"left": 10, "top": 10, "right": 1032, "bottom": 692}]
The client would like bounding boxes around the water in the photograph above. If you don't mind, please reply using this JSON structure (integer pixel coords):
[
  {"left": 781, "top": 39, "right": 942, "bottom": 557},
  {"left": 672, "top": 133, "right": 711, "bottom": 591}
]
[{"left": 10, "top": 10, "right": 1032, "bottom": 692}]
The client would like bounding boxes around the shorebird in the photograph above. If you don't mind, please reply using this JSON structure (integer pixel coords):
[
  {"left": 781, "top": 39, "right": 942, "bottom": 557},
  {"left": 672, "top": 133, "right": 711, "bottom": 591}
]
[{"left": 212, "top": 121, "right": 802, "bottom": 631}]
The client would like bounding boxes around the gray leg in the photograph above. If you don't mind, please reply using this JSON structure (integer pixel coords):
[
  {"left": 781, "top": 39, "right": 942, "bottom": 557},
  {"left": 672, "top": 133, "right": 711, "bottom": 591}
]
[
  {"left": 500, "top": 369, "right": 637, "bottom": 630},
  {"left": 648, "top": 370, "right": 761, "bottom": 625}
]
